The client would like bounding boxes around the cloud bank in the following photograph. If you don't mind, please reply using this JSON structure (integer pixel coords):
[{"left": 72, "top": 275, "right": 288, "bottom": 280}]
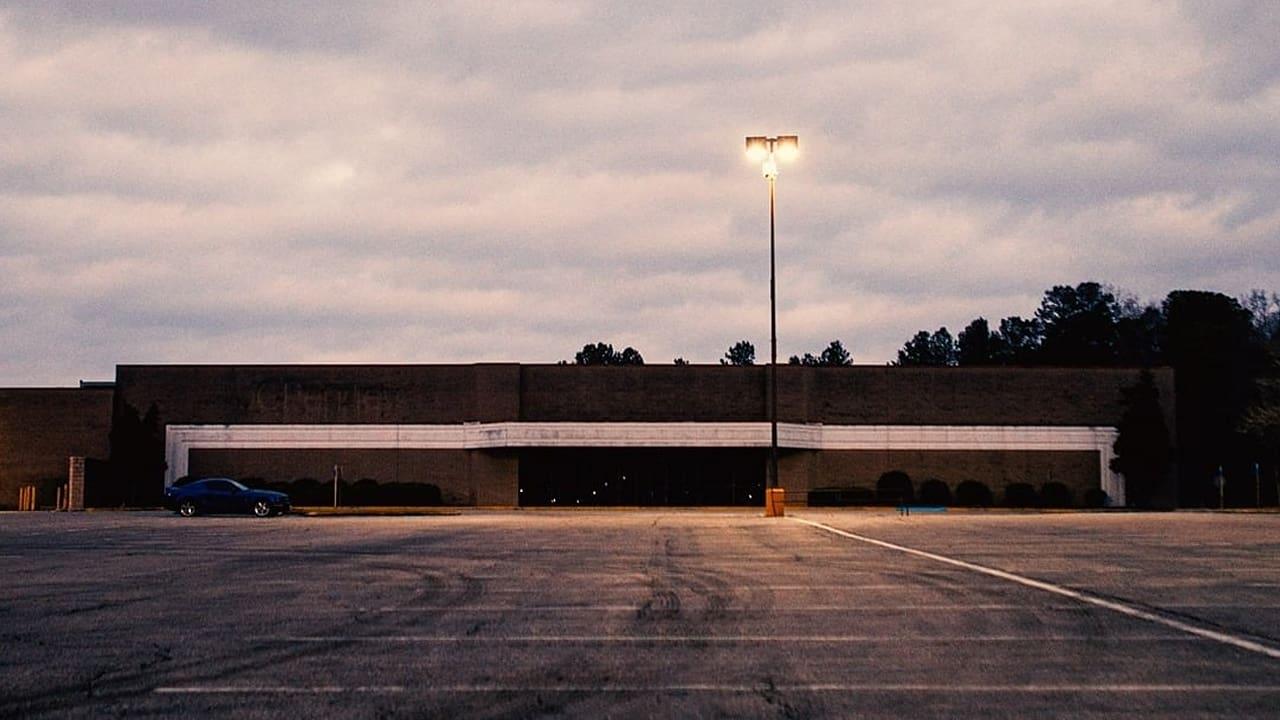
[{"left": 1, "top": 1, "right": 1277, "bottom": 383}]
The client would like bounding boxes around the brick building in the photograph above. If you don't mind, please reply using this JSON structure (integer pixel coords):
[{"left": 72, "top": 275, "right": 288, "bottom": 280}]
[
  {"left": 1, "top": 364, "right": 1175, "bottom": 509},
  {"left": 0, "top": 387, "right": 113, "bottom": 509}
]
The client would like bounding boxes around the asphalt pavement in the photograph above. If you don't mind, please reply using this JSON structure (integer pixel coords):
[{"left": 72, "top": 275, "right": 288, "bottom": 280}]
[{"left": 1, "top": 509, "right": 1277, "bottom": 718}]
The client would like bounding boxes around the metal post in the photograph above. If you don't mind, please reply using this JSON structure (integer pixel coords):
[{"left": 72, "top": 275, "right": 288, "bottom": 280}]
[
  {"left": 1255, "top": 462, "right": 1261, "bottom": 508},
  {"left": 1216, "top": 465, "right": 1225, "bottom": 510},
  {"left": 333, "top": 464, "right": 340, "bottom": 508},
  {"left": 769, "top": 176, "right": 779, "bottom": 492}
]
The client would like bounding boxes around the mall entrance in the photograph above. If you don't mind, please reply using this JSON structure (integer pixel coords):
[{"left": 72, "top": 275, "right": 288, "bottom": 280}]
[{"left": 518, "top": 448, "right": 766, "bottom": 507}]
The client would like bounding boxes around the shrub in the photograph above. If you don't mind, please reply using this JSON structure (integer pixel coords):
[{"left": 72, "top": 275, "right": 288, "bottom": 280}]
[
  {"left": 808, "top": 486, "right": 875, "bottom": 506},
  {"left": 1083, "top": 488, "right": 1109, "bottom": 508},
  {"left": 288, "top": 478, "right": 326, "bottom": 505},
  {"left": 917, "top": 479, "right": 952, "bottom": 505},
  {"left": 876, "top": 471, "right": 914, "bottom": 504},
  {"left": 347, "top": 479, "right": 379, "bottom": 505},
  {"left": 1040, "top": 482, "right": 1073, "bottom": 508},
  {"left": 955, "top": 480, "right": 993, "bottom": 507},
  {"left": 1003, "top": 482, "right": 1039, "bottom": 507}
]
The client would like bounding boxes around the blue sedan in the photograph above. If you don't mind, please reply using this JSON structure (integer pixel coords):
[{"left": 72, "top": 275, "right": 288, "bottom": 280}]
[{"left": 164, "top": 478, "right": 291, "bottom": 518}]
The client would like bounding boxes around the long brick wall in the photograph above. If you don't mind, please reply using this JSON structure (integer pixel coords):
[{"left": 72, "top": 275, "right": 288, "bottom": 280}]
[
  {"left": 116, "top": 364, "right": 1174, "bottom": 427},
  {"left": 103, "top": 364, "right": 1176, "bottom": 506}
]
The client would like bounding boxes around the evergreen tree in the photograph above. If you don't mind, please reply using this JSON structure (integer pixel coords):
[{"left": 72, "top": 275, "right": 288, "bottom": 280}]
[
  {"left": 992, "top": 316, "right": 1042, "bottom": 364},
  {"left": 1035, "top": 282, "right": 1121, "bottom": 365},
  {"left": 108, "top": 402, "right": 166, "bottom": 506},
  {"left": 957, "top": 317, "right": 995, "bottom": 366},
  {"left": 721, "top": 340, "right": 756, "bottom": 366},
  {"left": 1163, "top": 290, "right": 1264, "bottom": 505},
  {"left": 819, "top": 339, "right": 853, "bottom": 366},
  {"left": 895, "top": 328, "right": 957, "bottom": 366},
  {"left": 789, "top": 340, "right": 853, "bottom": 366},
  {"left": 1110, "top": 370, "right": 1173, "bottom": 506},
  {"left": 573, "top": 342, "right": 644, "bottom": 365}
]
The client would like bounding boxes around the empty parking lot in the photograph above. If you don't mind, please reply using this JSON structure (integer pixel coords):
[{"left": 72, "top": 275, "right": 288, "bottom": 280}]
[{"left": 1, "top": 510, "right": 1277, "bottom": 718}]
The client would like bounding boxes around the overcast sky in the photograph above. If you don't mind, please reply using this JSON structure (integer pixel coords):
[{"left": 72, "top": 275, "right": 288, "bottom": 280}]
[{"left": 2, "top": 1, "right": 1278, "bottom": 385}]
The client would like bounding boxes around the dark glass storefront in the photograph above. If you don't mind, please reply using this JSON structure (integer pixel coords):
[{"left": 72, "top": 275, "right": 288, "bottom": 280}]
[{"left": 518, "top": 448, "right": 766, "bottom": 506}]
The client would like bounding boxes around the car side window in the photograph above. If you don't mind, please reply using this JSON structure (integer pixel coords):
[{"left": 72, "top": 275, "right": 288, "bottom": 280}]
[{"left": 206, "top": 480, "right": 233, "bottom": 492}]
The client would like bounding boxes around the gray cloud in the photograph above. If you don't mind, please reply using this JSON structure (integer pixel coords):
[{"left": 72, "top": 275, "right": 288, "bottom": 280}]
[{"left": 0, "top": 2, "right": 1278, "bottom": 384}]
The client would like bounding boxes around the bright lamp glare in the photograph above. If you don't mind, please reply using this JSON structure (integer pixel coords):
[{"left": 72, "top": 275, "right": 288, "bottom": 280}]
[
  {"left": 762, "top": 155, "right": 778, "bottom": 180},
  {"left": 745, "top": 136, "right": 769, "bottom": 162},
  {"left": 775, "top": 135, "right": 799, "bottom": 161}
]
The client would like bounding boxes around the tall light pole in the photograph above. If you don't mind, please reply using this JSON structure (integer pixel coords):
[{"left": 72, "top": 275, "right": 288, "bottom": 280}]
[{"left": 745, "top": 134, "right": 798, "bottom": 497}]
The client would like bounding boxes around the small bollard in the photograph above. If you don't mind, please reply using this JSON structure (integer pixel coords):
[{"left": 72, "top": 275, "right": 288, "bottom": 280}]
[
  {"left": 765, "top": 487, "right": 786, "bottom": 517},
  {"left": 19, "top": 485, "right": 37, "bottom": 511}
]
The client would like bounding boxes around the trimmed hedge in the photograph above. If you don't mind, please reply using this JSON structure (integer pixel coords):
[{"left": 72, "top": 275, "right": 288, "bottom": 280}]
[
  {"left": 1003, "top": 482, "right": 1039, "bottom": 508},
  {"left": 258, "top": 477, "right": 443, "bottom": 506},
  {"left": 808, "top": 486, "right": 876, "bottom": 506},
  {"left": 955, "top": 480, "right": 993, "bottom": 507},
  {"left": 876, "top": 471, "right": 914, "bottom": 504},
  {"left": 1040, "top": 481, "right": 1074, "bottom": 508},
  {"left": 917, "top": 479, "right": 952, "bottom": 505}
]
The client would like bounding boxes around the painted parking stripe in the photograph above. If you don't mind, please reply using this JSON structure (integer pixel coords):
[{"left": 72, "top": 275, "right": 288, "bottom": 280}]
[
  {"left": 254, "top": 582, "right": 913, "bottom": 591},
  {"left": 481, "top": 584, "right": 911, "bottom": 592},
  {"left": 153, "top": 683, "right": 1280, "bottom": 694},
  {"left": 270, "top": 634, "right": 1194, "bottom": 643},
  {"left": 155, "top": 686, "right": 405, "bottom": 694},
  {"left": 358, "top": 603, "right": 1072, "bottom": 612},
  {"left": 793, "top": 517, "right": 1280, "bottom": 661}
]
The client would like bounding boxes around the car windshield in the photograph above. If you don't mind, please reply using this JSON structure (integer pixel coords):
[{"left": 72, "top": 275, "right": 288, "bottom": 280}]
[{"left": 201, "top": 478, "right": 248, "bottom": 491}]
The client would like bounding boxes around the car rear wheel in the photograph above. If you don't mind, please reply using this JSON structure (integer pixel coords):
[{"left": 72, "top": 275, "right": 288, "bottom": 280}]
[
  {"left": 178, "top": 501, "right": 198, "bottom": 518},
  {"left": 252, "top": 500, "right": 272, "bottom": 518}
]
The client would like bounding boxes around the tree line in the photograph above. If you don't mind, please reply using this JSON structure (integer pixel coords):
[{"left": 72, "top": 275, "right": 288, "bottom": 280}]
[
  {"left": 890, "top": 283, "right": 1280, "bottom": 507},
  {"left": 893, "top": 283, "right": 1278, "bottom": 369},
  {"left": 566, "top": 339, "right": 855, "bottom": 367},
  {"left": 566, "top": 282, "right": 1280, "bottom": 508}
]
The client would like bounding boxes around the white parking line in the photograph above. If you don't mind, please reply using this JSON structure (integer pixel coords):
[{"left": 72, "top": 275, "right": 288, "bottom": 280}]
[
  {"left": 481, "top": 584, "right": 910, "bottom": 592},
  {"left": 155, "top": 686, "right": 405, "bottom": 694},
  {"left": 1164, "top": 604, "right": 1280, "bottom": 609},
  {"left": 793, "top": 517, "right": 1280, "bottom": 661},
  {"left": 153, "top": 683, "right": 1280, "bottom": 695},
  {"left": 359, "top": 603, "right": 1067, "bottom": 613},
  {"left": 270, "top": 634, "right": 1194, "bottom": 643}
]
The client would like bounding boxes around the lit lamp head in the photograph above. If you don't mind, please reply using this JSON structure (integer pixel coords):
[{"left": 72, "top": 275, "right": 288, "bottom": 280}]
[
  {"left": 745, "top": 134, "right": 798, "bottom": 180},
  {"left": 762, "top": 155, "right": 778, "bottom": 180},
  {"left": 774, "top": 135, "right": 799, "bottom": 162}
]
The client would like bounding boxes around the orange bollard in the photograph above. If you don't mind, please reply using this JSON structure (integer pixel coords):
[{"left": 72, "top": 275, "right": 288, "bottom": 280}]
[{"left": 765, "top": 487, "right": 786, "bottom": 517}]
